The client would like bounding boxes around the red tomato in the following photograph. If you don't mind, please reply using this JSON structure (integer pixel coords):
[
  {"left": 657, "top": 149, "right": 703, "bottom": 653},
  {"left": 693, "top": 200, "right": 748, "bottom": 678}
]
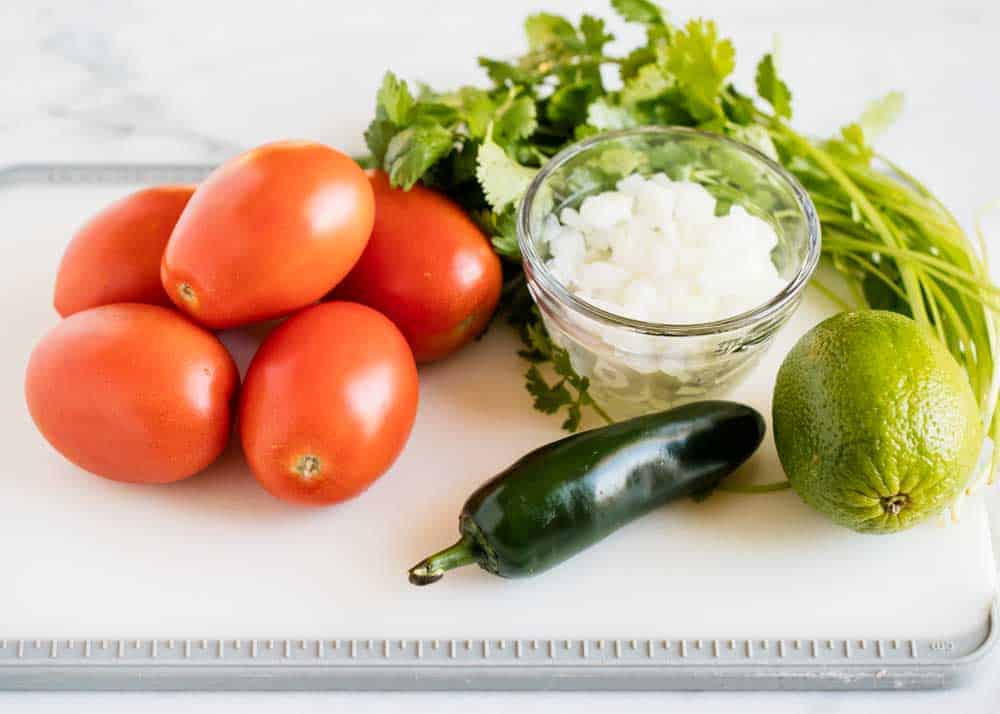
[
  {"left": 239, "top": 301, "right": 418, "bottom": 506},
  {"left": 334, "top": 171, "right": 502, "bottom": 362},
  {"left": 54, "top": 185, "right": 195, "bottom": 317},
  {"left": 25, "top": 304, "right": 239, "bottom": 484},
  {"left": 161, "top": 141, "right": 374, "bottom": 329}
]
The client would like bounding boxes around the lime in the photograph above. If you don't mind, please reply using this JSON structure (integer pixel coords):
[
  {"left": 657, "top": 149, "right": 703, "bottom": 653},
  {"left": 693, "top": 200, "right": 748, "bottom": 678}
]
[{"left": 772, "top": 310, "right": 983, "bottom": 534}]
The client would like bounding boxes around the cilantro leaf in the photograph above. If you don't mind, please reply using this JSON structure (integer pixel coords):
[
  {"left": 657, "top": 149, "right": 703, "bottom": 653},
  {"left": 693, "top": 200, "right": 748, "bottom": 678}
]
[
  {"left": 476, "top": 133, "right": 538, "bottom": 211},
  {"left": 384, "top": 120, "right": 455, "bottom": 190},
  {"left": 375, "top": 71, "right": 414, "bottom": 125},
  {"left": 580, "top": 15, "right": 613, "bottom": 53},
  {"left": 352, "top": 154, "right": 377, "bottom": 170},
  {"left": 525, "top": 366, "right": 572, "bottom": 415},
  {"left": 822, "top": 122, "right": 874, "bottom": 167},
  {"left": 550, "top": 343, "right": 579, "bottom": 384},
  {"left": 620, "top": 63, "right": 671, "bottom": 105},
  {"left": 491, "top": 231, "right": 520, "bottom": 259},
  {"left": 510, "top": 302, "right": 608, "bottom": 431},
  {"left": 619, "top": 46, "right": 657, "bottom": 81},
  {"left": 473, "top": 206, "right": 521, "bottom": 260},
  {"left": 449, "top": 87, "right": 497, "bottom": 140},
  {"left": 595, "top": 145, "right": 645, "bottom": 177},
  {"left": 857, "top": 91, "right": 904, "bottom": 138},
  {"left": 365, "top": 71, "right": 418, "bottom": 164},
  {"left": 722, "top": 84, "right": 756, "bottom": 125},
  {"left": 490, "top": 208, "right": 520, "bottom": 259},
  {"left": 494, "top": 95, "right": 538, "bottom": 146},
  {"left": 663, "top": 19, "right": 736, "bottom": 121},
  {"left": 410, "top": 102, "right": 460, "bottom": 126},
  {"left": 547, "top": 81, "right": 599, "bottom": 128},
  {"left": 522, "top": 318, "right": 552, "bottom": 358},
  {"left": 523, "top": 343, "right": 594, "bottom": 431},
  {"left": 841, "top": 123, "right": 867, "bottom": 151},
  {"left": 551, "top": 343, "right": 596, "bottom": 432},
  {"left": 611, "top": 0, "right": 664, "bottom": 25},
  {"left": 364, "top": 118, "right": 397, "bottom": 165},
  {"left": 525, "top": 13, "right": 581, "bottom": 53},
  {"left": 367, "top": 72, "right": 459, "bottom": 177},
  {"left": 478, "top": 57, "right": 531, "bottom": 86},
  {"left": 517, "top": 348, "right": 549, "bottom": 364},
  {"left": 561, "top": 402, "right": 583, "bottom": 432},
  {"left": 586, "top": 97, "right": 639, "bottom": 130},
  {"left": 754, "top": 53, "right": 792, "bottom": 119}
]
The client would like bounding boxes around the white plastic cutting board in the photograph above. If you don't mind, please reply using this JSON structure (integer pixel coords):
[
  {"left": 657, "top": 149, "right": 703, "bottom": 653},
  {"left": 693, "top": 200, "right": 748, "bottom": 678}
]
[{"left": 0, "top": 183, "right": 994, "bottom": 643}]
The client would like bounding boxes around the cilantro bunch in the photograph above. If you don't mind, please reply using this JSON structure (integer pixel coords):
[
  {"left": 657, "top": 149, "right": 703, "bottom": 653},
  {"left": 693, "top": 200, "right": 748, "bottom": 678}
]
[{"left": 363, "top": 0, "right": 1000, "bottom": 472}]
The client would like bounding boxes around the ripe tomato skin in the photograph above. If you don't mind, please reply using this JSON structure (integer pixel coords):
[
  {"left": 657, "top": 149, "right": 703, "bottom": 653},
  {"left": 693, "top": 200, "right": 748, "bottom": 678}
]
[
  {"left": 54, "top": 185, "right": 195, "bottom": 317},
  {"left": 162, "top": 141, "right": 375, "bottom": 329},
  {"left": 239, "top": 301, "right": 418, "bottom": 506},
  {"left": 25, "top": 304, "right": 239, "bottom": 484},
  {"left": 333, "top": 171, "right": 502, "bottom": 363}
]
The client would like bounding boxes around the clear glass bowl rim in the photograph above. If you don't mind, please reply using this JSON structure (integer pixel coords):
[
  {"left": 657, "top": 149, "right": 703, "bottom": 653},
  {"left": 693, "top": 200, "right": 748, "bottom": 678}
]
[{"left": 516, "top": 125, "right": 822, "bottom": 338}]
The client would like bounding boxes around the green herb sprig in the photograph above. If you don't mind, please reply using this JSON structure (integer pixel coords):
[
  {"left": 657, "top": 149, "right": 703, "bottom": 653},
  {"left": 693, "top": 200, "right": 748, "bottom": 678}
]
[{"left": 362, "top": 0, "right": 999, "bottom": 479}]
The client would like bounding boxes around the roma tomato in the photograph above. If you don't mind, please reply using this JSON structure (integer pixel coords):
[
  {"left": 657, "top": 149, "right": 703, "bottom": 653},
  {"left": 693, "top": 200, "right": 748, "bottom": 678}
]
[
  {"left": 54, "top": 185, "right": 195, "bottom": 317},
  {"left": 25, "top": 304, "right": 239, "bottom": 484},
  {"left": 334, "top": 171, "right": 502, "bottom": 362},
  {"left": 162, "top": 141, "right": 374, "bottom": 329},
  {"left": 239, "top": 301, "right": 418, "bottom": 506}
]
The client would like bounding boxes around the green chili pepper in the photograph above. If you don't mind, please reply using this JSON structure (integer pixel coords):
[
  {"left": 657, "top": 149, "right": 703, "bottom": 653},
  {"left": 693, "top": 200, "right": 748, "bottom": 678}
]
[{"left": 409, "top": 400, "right": 765, "bottom": 585}]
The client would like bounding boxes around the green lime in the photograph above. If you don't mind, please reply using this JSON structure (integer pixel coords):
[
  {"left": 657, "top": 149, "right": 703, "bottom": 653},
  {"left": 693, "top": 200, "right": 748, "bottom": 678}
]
[{"left": 772, "top": 310, "right": 983, "bottom": 534}]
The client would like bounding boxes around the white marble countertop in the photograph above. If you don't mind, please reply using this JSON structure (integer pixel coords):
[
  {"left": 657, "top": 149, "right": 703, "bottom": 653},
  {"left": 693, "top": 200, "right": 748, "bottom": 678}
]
[{"left": 1, "top": 0, "right": 999, "bottom": 711}]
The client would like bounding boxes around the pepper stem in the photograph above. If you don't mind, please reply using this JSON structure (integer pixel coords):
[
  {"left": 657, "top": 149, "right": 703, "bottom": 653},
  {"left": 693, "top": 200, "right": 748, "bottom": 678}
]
[{"left": 408, "top": 536, "right": 479, "bottom": 586}]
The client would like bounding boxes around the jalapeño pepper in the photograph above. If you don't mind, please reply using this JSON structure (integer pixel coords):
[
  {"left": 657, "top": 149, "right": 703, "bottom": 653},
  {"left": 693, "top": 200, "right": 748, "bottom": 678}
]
[{"left": 409, "top": 400, "right": 765, "bottom": 585}]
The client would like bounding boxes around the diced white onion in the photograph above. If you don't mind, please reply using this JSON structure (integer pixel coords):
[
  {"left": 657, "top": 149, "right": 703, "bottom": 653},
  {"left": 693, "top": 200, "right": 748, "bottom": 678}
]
[{"left": 543, "top": 173, "right": 785, "bottom": 331}]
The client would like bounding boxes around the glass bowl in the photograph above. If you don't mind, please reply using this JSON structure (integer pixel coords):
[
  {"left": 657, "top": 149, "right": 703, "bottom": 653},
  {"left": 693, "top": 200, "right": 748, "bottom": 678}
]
[{"left": 516, "top": 126, "right": 821, "bottom": 420}]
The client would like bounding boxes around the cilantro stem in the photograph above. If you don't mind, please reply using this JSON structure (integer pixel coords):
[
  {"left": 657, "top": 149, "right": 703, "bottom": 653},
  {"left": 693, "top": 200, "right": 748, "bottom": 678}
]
[
  {"left": 777, "top": 127, "right": 930, "bottom": 325},
  {"left": 590, "top": 398, "right": 614, "bottom": 425},
  {"left": 822, "top": 233, "right": 1000, "bottom": 299},
  {"left": 809, "top": 276, "right": 855, "bottom": 311}
]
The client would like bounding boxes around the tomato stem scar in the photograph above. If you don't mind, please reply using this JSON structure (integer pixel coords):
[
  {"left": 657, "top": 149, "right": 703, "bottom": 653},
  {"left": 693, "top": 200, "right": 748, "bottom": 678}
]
[
  {"left": 178, "top": 283, "right": 197, "bottom": 304},
  {"left": 294, "top": 454, "right": 322, "bottom": 481}
]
